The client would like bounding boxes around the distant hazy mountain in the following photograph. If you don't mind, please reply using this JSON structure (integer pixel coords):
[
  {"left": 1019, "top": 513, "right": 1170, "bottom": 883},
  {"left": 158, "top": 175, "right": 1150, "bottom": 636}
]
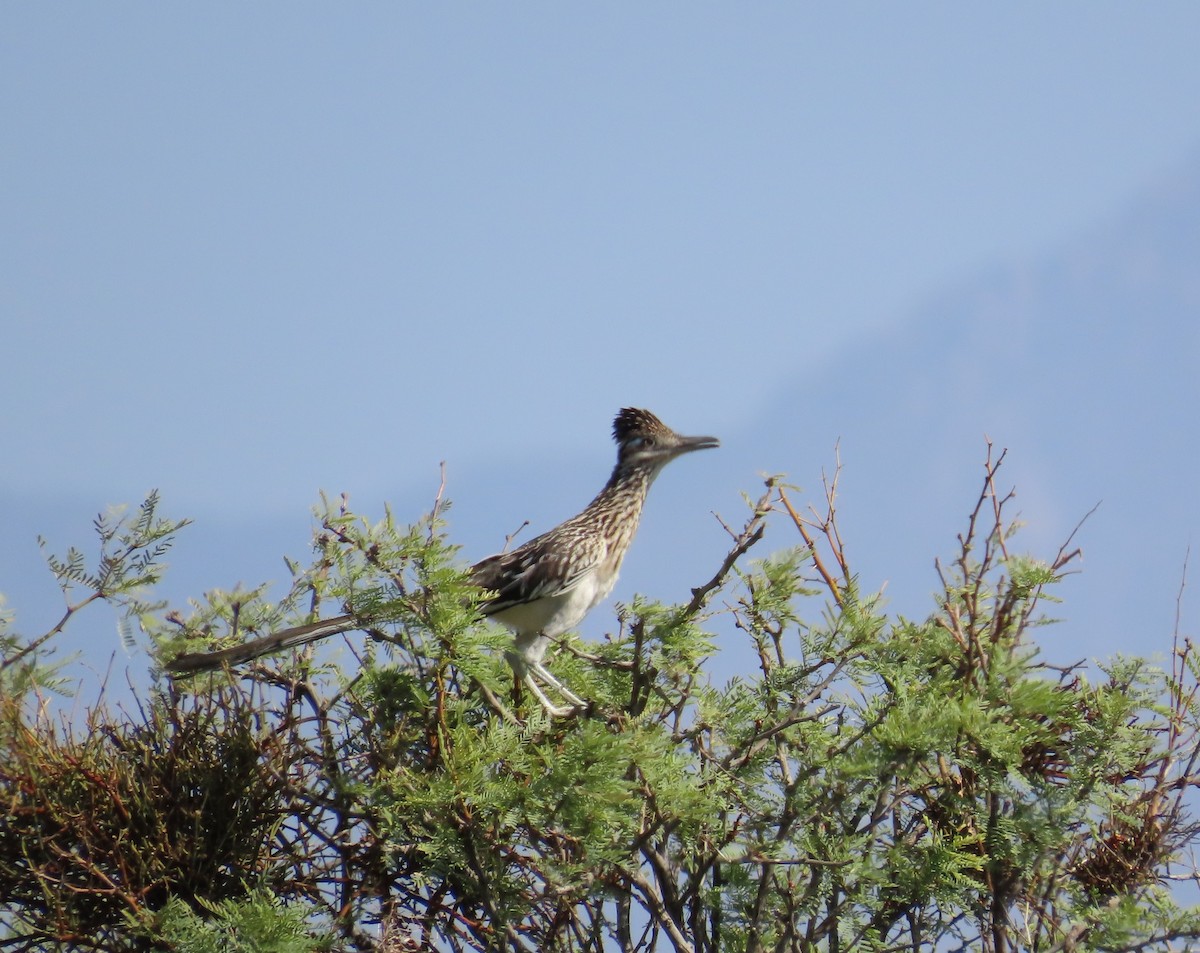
[
  {"left": 6, "top": 165, "right": 1198, "bottom": 689},
  {"left": 741, "top": 162, "right": 1200, "bottom": 666},
  {"left": 451, "top": 164, "right": 1200, "bottom": 675}
]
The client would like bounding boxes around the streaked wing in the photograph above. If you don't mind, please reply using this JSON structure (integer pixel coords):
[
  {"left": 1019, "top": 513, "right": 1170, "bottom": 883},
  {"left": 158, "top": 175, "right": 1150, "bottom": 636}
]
[{"left": 470, "top": 528, "right": 604, "bottom": 616}]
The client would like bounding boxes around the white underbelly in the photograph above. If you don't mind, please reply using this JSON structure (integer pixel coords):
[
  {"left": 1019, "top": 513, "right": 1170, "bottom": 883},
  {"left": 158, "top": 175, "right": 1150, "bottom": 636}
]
[{"left": 489, "top": 568, "right": 617, "bottom": 647}]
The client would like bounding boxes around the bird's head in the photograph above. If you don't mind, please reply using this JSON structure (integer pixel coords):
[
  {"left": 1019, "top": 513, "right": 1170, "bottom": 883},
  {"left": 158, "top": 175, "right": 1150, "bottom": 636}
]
[{"left": 611, "top": 407, "right": 719, "bottom": 473}]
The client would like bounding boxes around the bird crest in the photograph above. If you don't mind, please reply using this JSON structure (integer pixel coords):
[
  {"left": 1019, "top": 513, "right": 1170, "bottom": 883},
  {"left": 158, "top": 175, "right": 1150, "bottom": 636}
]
[{"left": 612, "top": 407, "right": 671, "bottom": 446}]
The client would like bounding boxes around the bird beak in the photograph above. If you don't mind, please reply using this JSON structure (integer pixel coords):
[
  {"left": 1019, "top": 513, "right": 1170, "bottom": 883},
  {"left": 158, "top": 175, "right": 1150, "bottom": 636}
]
[{"left": 673, "top": 433, "right": 720, "bottom": 455}]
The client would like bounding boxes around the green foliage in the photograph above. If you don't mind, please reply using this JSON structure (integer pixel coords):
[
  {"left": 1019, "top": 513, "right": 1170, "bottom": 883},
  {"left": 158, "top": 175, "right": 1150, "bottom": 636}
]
[
  {"left": 0, "top": 594, "right": 71, "bottom": 697},
  {"left": 0, "top": 490, "right": 188, "bottom": 699},
  {"left": 4, "top": 459, "right": 1200, "bottom": 952},
  {"left": 0, "top": 689, "right": 291, "bottom": 950},
  {"left": 153, "top": 893, "right": 333, "bottom": 953}
]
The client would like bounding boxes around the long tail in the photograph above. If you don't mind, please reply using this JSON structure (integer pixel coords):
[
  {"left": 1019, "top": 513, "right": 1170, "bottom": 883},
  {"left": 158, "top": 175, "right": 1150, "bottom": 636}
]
[{"left": 166, "top": 614, "right": 358, "bottom": 674}]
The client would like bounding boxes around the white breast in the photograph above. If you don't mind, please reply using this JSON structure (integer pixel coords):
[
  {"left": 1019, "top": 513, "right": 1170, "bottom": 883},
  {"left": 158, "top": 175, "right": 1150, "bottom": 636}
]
[{"left": 490, "top": 565, "right": 617, "bottom": 664}]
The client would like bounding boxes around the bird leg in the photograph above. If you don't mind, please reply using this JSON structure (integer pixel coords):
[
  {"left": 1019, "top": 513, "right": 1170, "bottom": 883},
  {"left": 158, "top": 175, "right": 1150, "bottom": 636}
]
[
  {"left": 506, "top": 647, "right": 587, "bottom": 717},
  {"left": 529, "top": 662, "right": 587, "bottom": 711},
  {"left": 521, "top": 672, "right": 582, "bottom": 718}
]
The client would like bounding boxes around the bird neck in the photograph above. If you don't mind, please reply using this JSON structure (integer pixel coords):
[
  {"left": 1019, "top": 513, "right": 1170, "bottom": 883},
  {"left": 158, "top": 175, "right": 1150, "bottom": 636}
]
[
  {"left": 580, "top": 462, "right": 659, "bottom": 525},
  {"left": 567, "top": 460, "right": 666, "bottom": 573}
]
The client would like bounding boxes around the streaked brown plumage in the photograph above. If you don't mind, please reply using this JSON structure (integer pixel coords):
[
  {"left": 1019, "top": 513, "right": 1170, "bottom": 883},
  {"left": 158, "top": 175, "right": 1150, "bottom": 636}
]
[{"left": 168, "top": 408, "right": 718, "bottom": 716}]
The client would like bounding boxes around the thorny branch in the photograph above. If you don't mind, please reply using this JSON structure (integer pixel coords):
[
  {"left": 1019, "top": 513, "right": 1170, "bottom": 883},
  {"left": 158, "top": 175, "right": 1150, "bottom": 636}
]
[
  {"left": 8, "top": 452, "right": 1200, "bottom": 953},
  {"left": 776, "top": 445, "right": 849, "bottom": 607}
]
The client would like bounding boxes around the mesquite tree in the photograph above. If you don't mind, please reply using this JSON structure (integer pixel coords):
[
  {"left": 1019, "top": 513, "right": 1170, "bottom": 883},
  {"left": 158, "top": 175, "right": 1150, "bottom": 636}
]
[{"left": 3, "top": 452, "right": 1200, "bottom": 952}]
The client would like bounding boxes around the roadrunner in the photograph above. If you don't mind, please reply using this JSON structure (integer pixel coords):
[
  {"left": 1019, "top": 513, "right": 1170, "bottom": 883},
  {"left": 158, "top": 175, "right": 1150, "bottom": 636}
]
[{"left": 168, "top": 408, "right": 718, "bottom": 716}]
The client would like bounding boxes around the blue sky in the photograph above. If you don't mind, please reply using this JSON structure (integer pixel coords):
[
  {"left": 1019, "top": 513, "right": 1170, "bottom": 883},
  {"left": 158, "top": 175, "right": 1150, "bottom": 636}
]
[{"left": 4, "top": 5, "right": 1200, "bottom": 676}]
